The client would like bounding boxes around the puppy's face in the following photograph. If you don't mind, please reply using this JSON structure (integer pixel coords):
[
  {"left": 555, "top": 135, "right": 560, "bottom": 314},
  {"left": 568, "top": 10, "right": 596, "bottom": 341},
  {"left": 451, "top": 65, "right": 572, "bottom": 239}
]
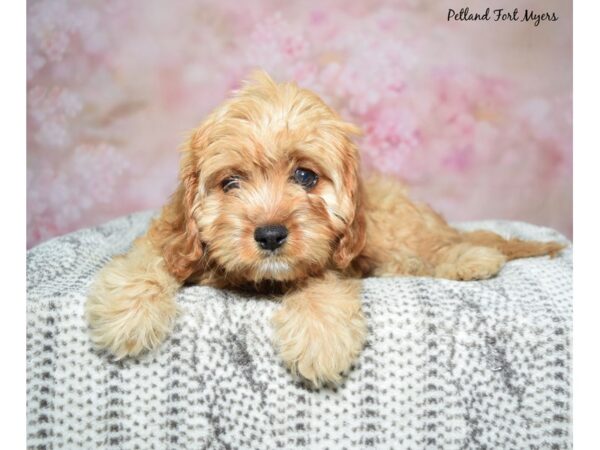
[{"left": 160, "top": 73, "right": 366, "bottom": 284}]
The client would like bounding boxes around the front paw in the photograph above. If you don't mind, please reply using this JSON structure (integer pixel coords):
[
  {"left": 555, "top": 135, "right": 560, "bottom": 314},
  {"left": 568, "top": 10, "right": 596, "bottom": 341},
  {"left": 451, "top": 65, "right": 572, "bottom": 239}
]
[
  {"left": 85, "top": 258, "right": 179, "bottom": 359},
  {"left": 272, "top": 294, "right": 367, "bottom": 387}
]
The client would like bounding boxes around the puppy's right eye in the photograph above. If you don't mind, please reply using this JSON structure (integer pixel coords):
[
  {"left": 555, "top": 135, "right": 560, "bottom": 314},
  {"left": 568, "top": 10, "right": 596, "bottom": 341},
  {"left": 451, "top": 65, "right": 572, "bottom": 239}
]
[{"left": 221, "top": 176, "right": 240, "bottom": 192}]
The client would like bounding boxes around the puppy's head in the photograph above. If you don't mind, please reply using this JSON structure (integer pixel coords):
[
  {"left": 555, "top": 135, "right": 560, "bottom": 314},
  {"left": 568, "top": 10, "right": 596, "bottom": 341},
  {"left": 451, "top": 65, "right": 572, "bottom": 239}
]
[{"left": 152, "top": 71, "right": 366, "bottom": 284}]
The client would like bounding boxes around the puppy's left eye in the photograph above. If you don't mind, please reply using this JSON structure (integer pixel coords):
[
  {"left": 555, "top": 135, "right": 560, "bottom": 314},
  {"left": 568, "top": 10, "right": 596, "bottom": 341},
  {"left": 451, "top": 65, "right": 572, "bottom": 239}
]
[
  {"left": 221, "top": 176, "right": 241, "bottom": 192},
  {"left": 293, "top": 168, "right": 318, "bottom": 190}
]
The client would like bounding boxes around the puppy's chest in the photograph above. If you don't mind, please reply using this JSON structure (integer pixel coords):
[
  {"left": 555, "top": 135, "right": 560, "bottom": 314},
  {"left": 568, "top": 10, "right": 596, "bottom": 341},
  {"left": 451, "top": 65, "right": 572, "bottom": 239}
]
[{"left": 184, "top": 271, "right": 291, "bottom": 297}]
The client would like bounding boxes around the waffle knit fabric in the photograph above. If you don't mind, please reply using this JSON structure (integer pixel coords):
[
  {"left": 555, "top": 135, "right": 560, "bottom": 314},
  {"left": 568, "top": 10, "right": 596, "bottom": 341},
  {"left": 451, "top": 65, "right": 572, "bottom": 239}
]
[{"left": 27, "top": 211, "right": 572, "bottom": 449}]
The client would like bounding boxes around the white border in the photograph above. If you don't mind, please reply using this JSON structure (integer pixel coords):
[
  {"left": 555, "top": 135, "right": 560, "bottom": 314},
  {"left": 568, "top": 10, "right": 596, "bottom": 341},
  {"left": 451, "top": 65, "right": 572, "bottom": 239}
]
[
  {"left": 0, "top": 1, "right": 26, "bottom": 448},
  {"left": 573, "top": 0, "right": 600, "bottom": 447}
]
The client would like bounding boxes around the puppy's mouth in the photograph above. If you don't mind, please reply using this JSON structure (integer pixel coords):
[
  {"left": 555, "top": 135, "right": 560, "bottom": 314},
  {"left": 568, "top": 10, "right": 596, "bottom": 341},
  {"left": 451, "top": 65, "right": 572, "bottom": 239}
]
[
  {"left": 250, "top": 224, "right": 294, "bottom": 278},
  {"left": 254, "top": 256, "right": 292, "bottom": 280}
]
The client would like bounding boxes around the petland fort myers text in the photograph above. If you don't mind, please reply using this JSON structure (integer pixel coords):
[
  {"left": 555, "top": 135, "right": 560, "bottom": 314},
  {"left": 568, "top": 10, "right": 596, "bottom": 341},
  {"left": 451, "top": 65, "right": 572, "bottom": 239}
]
[{"left": 448, "top": 8, "right": 558, "bottom": 26}]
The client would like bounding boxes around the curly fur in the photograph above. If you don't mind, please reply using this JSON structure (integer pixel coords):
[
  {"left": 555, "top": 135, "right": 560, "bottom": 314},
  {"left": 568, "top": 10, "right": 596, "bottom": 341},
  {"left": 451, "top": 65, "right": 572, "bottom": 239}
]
[{"left": 86, "top": 71, "right": 564, "bottom": 386}]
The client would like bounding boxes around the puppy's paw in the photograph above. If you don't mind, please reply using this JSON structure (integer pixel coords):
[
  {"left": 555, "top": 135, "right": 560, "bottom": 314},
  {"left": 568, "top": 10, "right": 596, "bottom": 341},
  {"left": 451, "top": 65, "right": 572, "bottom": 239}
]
[
  {"left": 85, "top": 256, "right": 179, "bottom": 359},
  {"left": 272, "top": 292, "right": 367, "bottom": 387},
  {"left": 436, "top": 245, "right": 507, "bottom": 281}
]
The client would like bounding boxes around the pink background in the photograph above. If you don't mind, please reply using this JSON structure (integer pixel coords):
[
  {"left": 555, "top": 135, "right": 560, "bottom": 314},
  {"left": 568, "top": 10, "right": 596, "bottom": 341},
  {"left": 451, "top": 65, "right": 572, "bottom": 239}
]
[{"left": 27, "top": 0, "right": 572, "bottom": 247}]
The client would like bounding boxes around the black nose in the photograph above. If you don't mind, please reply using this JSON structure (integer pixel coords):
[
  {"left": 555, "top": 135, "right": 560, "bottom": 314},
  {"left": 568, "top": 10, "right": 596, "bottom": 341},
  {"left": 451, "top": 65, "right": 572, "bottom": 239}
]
[{"left": 254, "top": 224, "right": 288, "bottom": 251}]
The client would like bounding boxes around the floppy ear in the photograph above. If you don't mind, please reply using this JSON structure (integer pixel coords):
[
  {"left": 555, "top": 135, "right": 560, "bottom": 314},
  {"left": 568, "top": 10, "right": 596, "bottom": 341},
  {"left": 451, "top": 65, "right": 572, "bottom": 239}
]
[
  {"left": 148, "top": 132, "right": 205, "bottom": 282},
  {"left": 332, "top": 140, "right": 368, "bottom": 270}
]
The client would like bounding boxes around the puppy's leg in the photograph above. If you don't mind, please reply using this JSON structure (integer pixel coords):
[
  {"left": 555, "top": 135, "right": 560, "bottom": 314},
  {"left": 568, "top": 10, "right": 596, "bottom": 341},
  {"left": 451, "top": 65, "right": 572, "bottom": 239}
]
[
  {"left": 272, "top": 272, "right": 367, "bottom": 387},
  {"left": 86, "top": 236, "right": 180, "bottom": 359},
  {"left": 432, "top": 230, "right": 565, "bottom": 281},
  {"left": 372, "top": 247, "right": 434, "bottom": 277},
  {"left": 433, "top": 242, "right": 507, "bottom": 281}
]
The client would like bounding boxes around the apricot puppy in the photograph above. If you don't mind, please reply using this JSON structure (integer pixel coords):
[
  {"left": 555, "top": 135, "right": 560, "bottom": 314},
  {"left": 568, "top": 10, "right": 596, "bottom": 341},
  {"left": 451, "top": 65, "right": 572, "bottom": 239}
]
[{"left": 86, "top": 72, "right": 563, "bottom": 387}]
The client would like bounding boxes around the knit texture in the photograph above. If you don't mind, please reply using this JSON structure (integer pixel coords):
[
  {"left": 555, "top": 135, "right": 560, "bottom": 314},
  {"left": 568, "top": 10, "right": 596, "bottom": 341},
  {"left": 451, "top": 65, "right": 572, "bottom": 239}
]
[{"left": 27, "top": 211, "right": 572, "bottom": 449}]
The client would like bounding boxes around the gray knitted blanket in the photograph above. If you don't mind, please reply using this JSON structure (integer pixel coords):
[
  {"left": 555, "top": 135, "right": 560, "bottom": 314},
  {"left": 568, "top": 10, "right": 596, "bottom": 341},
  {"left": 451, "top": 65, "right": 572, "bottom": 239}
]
[{"left": 26, "top": 211, "right": 572, "bottom": 449}]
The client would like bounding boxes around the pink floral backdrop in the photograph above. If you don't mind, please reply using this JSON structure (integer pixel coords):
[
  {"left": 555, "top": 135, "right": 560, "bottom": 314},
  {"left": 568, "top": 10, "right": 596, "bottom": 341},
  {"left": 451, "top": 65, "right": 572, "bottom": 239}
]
[{"left": 27, "top": 0, "right": 572, "bottom": 247}]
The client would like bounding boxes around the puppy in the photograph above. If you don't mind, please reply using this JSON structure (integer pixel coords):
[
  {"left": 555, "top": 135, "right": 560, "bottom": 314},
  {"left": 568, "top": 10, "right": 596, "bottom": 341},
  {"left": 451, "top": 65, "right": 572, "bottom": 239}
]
[{"left": 86, "top": 71, "right": 563, "bottom": 387}]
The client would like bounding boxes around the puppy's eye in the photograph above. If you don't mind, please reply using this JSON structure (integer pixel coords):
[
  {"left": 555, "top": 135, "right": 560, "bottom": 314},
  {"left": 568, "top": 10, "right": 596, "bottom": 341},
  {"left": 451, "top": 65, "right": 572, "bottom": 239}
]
[
  {"left": 293, "top": 168, "right": 318, "bottom": 190},
  {"left": 221, "top": 176, "right": 241, "bottom": 192}
]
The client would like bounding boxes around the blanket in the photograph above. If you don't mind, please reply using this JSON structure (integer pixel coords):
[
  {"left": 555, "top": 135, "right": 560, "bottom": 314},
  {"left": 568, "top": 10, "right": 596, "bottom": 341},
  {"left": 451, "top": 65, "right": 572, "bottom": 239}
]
[{"left": 26, "top": 211, "right": 572, "bottom": 449}]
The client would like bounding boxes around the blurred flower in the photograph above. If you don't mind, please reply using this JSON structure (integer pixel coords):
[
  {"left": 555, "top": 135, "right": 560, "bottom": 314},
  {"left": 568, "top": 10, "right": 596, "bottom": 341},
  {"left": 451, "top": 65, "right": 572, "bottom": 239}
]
[{"left": 27, "top": 143, "right": 132, "bottom": 244}]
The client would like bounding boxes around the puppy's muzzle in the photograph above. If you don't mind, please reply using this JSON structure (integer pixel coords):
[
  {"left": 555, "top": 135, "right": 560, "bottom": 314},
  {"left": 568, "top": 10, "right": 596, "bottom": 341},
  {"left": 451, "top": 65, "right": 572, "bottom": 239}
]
[{"left": 254, "top": 224, "right": 288, "bottom": 251}]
